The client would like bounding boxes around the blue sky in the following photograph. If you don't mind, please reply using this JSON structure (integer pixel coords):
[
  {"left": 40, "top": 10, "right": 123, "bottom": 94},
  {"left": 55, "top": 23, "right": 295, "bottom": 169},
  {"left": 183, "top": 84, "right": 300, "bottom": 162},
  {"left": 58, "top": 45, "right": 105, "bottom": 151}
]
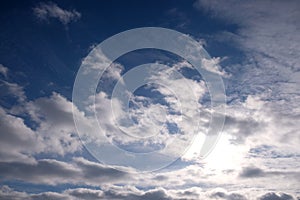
[{"left": 0, "top": 0, "right": 300, "bottom": 199}]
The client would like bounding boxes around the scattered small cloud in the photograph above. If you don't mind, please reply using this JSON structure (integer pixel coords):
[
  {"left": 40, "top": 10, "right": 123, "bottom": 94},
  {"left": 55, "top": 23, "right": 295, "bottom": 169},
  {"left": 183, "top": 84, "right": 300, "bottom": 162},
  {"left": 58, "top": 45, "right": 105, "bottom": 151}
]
[
  {"left": 0, "top": 64, "right": 8, "bottom": 78},
  {"left": 33, "top": 1, "right": 81, "bottom": 25}
]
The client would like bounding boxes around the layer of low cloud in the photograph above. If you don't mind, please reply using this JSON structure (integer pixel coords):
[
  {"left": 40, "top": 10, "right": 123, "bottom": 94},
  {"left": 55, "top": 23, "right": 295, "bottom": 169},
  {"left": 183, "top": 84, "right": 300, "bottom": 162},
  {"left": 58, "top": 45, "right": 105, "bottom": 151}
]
[
  {"left": 1, "top": 185, "right": 299, "bottom": 200},
  {"left": 0, "top": 157, "right": 131, "bottom": 185}
]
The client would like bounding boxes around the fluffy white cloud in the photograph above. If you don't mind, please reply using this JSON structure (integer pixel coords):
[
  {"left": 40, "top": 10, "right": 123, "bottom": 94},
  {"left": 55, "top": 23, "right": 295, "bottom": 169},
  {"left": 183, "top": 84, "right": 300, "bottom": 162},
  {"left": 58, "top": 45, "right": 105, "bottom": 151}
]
[
  {"left": 0, "top": 107, "right": 42, "bottom": 163},
  {"left": 33, "top": 2, "right": 81, "bottom": 25},
  {"left": 0, "top": 80, "right": 85, "bottom": 160},
  {"left": 79, "top": 59, "right": 213, "bottom": 163},
  {"left": 26, "top": 92, "right": 83, "bottom": 155}
]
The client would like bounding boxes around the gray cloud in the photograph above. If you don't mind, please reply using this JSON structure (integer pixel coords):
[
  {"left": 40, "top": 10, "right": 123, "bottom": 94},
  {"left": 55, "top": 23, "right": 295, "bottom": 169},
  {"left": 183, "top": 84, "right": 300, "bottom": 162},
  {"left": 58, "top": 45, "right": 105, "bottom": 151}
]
[
  {"left": 210, "top": 191, "right": 247, "bottom": 200},
  {"left": 33, "top": 2, "right": 81, "bottom": 25},
  {"left": 259, "top": 192, "right": 294, "bottom": 200},
  {"left": 1, "top": 185, "right": 299, "bottom": 200},
  {"left": 0, "top": 157, "right": 130, "bottom": 185},
  {"left": 239, "top": 166, "right": 265, "bottom": 178},
  {"left": 223, "top": 115, "right": 264, "bottom": 143},
  {"left": 239, "top": 166, "right": 300, "bottom": 184}
]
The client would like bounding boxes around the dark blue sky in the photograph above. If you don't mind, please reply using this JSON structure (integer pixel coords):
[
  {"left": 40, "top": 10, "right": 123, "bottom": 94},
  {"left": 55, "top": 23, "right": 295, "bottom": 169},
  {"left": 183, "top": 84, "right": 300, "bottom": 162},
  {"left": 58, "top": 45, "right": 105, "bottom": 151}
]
[{"left": 0, "top": 0, "right": 241, "bottom": 101}]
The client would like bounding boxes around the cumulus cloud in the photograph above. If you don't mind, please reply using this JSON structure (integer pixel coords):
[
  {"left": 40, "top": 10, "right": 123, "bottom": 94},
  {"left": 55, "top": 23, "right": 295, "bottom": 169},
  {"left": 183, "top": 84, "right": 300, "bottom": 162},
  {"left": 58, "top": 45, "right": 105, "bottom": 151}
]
[
  {"left": 25, "top": 92, "right": 83, "bottom": 155},
  {"left": 79, "top": 57, "right": 212, "bottom": 165},
  {"left": 0, "top": 107, "right": 42, "bottom": 163},
  {"left": 0, "top": 79, "right": 87, "bottom": 161},
  {"left": 33, "top": 2, "right": 81, "bottom": 25}
]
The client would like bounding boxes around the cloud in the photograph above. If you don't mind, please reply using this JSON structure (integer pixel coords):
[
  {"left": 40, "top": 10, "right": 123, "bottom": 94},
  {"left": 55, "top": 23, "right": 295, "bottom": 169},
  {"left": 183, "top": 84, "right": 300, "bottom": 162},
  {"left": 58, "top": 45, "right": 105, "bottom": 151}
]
[
  {"left": 0, "top": 157, "right": 130, "bottom": 185},
  {"left": 239, "top": 166, "right": 265, "bottom": 178},
  {"left": 195, "top": 0, "right": 300, "bottom": 101},
  {"left": 258, "top": 192, "right": 294, "bottom": 200},
  {"left": 0, "top": 185, "right": 28, "bottom": 200},
  {"left": 201, "top": 57, "right": 229, "bottom": 77},
  {"left": 0, "top": 64, "right": 8, "bottom": 78},
  {"left": 192, "top": 2, "right": 300, "bottom": 196},
  {"left": 0, "top": 80, "right": 26, "bottom": 103},
  {"left": 0, "top": 107, "right": 42, "bottom": 163},
  {"left": 223, "top": 114, "right": 264, "bottom": 143},
  {"left": 33, "top": 2, "right": 81, "bottom": 25},
  {"left": 210, "top": 190, "right": 247, "bottom": 200},
  {"left": 24, "top": 92, "right": 83, "bottom": 155},
  {"left": 81, "top": 58, "right": 211, "bottom": 162},
  {"left": 0, "top": 81, "right": 87, "bottom": 161},
  {"left": 1, "top": 185, "right": 299, "bottom": 200}
]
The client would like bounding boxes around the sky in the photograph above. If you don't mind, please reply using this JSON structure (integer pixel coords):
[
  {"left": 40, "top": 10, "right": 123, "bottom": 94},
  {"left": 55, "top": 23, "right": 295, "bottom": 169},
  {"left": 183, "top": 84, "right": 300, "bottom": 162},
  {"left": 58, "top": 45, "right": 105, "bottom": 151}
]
[{"left": 0, "top": 0, "right": 300, "bottom": 199}]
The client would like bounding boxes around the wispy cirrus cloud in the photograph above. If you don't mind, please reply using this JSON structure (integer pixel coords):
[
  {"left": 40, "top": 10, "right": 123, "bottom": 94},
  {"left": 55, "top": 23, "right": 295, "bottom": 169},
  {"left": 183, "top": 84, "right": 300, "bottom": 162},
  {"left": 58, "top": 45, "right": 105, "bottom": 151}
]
[
  {"left": 33, "top": 2, "right": 81, "bottom": 25},
  {"left": 195, "top": 0, "right": 300, "bottom": 101},
  {"left": 0, "top": 64, "right": 8, "bottom": 78}
]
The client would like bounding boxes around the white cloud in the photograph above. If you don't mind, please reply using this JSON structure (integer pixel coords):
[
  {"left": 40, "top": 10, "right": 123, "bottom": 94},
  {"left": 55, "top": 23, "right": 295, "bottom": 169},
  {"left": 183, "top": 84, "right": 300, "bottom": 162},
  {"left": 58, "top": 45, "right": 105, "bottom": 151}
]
[
  {"left": 33, "top": 2, "right": 81, "bottom": 25},
  {"left": 0, "top": 64, "right": 8, "bottom": 78},
  {"left": 195, "top": 0, "right": 300, "bottom": 101},
  {"left": 26, "top": 92, "right": 83, "bottom": 155},
  {"left": 0, "top": 80, "right": 26, "bottom": 103},
  {"left": 0, "top": 87, "right": 85, "bottom": 159},
  {"left": 0, "top": 107, "right": 42, "bottom": 163},
  {"left": 201, "top": 57, "right": 229, "bottom": 77},
  {"left": 190, "top": 1, "right": 300, "bottom": 196}
]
